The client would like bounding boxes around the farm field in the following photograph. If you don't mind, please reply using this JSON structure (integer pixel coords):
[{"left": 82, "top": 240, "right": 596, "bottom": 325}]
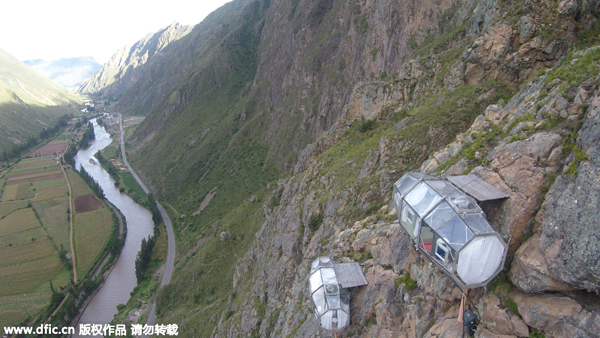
[
  {"left": 0, "top": 292, "right": 51, "bottom": 328},
  {"left": 0, "top": 200, "right": 28, "bottom": 219},
  {"left": 32, "top": 195, "right": 69, "bottom": 250},
  {"left": 29, "top": 137, "right": 70, "bottom": 157},
  {"left": 0, "top": 155, "right": 69, "bottom": 327},
  {"left": 0, "top": 208, "right": 41, "bottom": 237},
  {"left": 67, "top": 169, "right": 94, "bottom": 198},
  {"left": 120, "top": 171, "right": 148, "bottom": 201},
  {"left": 74, "top": 206, "right": 112, "bottom": 278},
  {"left": 66, "top": 167, "right": 115, "bottom": 280},
  {"left": 0, "top": 142, "right": 116, "bottom": 327},
  {"left": 0, "top": 206, "right": 66, "bottom": 326},
  {"left": 1, "top": 156, "right": 64, "bottom": 203}
]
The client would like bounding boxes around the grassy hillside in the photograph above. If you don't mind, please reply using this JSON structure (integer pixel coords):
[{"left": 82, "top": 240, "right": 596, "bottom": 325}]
[
  {"left": 127, "top": 0, "right": 277, "bottom": 217},
  {"left": 0, "top": 49, "right": 81, "bottom": 152}
]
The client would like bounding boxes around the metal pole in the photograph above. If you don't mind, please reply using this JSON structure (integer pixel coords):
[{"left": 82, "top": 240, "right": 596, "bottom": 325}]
[{"left": 458, "top": 288, "right": 469, "bottom": 323}]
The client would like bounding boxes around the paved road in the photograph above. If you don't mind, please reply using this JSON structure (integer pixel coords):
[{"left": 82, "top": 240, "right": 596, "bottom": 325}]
[{"left": 119, "top": 114, "right": 176, "bottom": 333}]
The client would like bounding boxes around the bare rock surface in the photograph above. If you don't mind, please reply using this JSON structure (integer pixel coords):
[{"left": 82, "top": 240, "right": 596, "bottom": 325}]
[
  {"left": 510, "top": 291, "right": 600, "bottom": 337},
  {"left": 537, "top": 95, "right": 600, "bottom": 292},
  {"left": 478, "top": 294, "right": 529, "bottom": 337},
  {"left": 509, "top": 233, "right": 572, "bottom": 293}
]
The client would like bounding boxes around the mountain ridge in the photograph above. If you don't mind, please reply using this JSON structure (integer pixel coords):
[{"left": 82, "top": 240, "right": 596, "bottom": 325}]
[
  {"left": 78, "top": 22, "right": 193, "bottom": 101},
  {"left": 0, "top": 49, "right": 81, "bottom": 152}
]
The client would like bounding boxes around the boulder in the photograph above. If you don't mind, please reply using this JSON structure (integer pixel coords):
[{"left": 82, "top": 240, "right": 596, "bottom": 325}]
[
  {"left": 423, "top": 317, "right": 464, "bottom": 338},
  {"left": 479, "top": 294, "right": 529, "bottom": 337},
  {"left": 476, "top": 132, "right": 561, "bottom": 252},
  {"left": 510, "top": 291, "right": 600, "bottom": 337},
  {"left": 509, "top": 233, "right": 573, "bottom": 293}
]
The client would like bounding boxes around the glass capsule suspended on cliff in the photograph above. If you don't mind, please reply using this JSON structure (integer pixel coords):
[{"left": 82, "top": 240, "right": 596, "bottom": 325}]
[
  {"left": 392, "top": 172, "right": 509, "bottom": 289},
  {"left": 308, "top": 257, "right": 368, "bottom": 332}
]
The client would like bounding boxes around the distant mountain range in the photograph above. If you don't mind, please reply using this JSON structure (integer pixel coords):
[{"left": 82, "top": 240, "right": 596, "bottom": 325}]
[
  {"left": 0, "top": 49, "right": 81, "bottom": 151},
  {"left": 24, "top": 57, "right": 102, "bottom": 91}
]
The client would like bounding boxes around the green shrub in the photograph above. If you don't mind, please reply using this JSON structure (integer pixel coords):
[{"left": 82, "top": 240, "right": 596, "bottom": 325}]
[
  {"left": 395, "top": 274, "right": 418, "bottom": 290},
  {"left": 308, "top": 214, "right": 323, "bottom": 232},
  {"left": 530, "top": 328, "right": 546, "bottom": 338},
  {"left": 358, "top": 119, "right": 376, "bottom": 133}
]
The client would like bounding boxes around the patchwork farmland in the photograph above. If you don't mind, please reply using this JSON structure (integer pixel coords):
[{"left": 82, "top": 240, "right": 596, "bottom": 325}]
[{"left": 0, "top": 149, "right": 114, "bottom": 328}]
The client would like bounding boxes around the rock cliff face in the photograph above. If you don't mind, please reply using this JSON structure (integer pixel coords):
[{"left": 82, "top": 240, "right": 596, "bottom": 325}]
[
  {"left": 77, "top": 22, "right": 191, "bottom": 100},
  {"left": 205, "top": 1, "right": 600, "bottom": 337},
  {"left": 211, "top": 46, "right": 600, "bottom": 337},
  {"left": 86, "top": 0, "right": 600, "bottom": 336}
]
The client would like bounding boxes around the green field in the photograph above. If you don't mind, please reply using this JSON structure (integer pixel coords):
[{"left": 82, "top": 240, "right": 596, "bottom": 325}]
[
  {"left": 8, "top": 157, "right": 58, "bottom": 175},
  {"left": 0, "top": 294, "right": 52, "bottom": 329},
  {"left": 0, "top": 200, "right": 28, "bottom": 219},
  {"left": 31, "top": 178, "right": 65, "bottom": 191},
  {"left": 67, "top": 169, "right": 93, "bottom": 198},
  {"left": 0, "top": 155, "right": 70, "bottom": 327},
  {"left": 0, "top": 238, "right": 56, "bottom": 267},
  {"left": 52, "top": 133, "right": 72, "bottom": 141},
  {"left": 0, "top": 184, "right": 19, "bottom": 201},
  {"left": 32, "top": 196, "right": 69, "bottom": 250},
  {"left": 32, "top": 185, "right": 67, "bottom": 201},
  {"left": 0, "top": 256, "right": 63, "bottom": 296},
  {"left": 0, "top": 146, "right": 116, "bottom": 327},
  {"left": 0, "top": 183, "right": 38, "bottom": 201},
  {"left": 1, "top": 156, "right": 64, "bottom": 202},
  {"left": 0, "top": 208, "right": 41, "bottom": 237},
  {"left": 0, "top": 223, "right": 47, "bottom": 249},
  {"left": 120, "top": 171, "right": 148, "bottom": 201},
  {"left": 74, "top": 207, "right": 112, "bottom": 278},
  {"left": 15, "top": 183, "right": 35, "bottom": 200}
]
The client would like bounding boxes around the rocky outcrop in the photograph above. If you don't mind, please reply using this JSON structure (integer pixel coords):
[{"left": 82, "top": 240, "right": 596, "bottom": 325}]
[
  {"left": 417, "top": 43, "right": 600, "bottom": 336},
  {"left": 510, "top": 291, "right": 600, "bottom": 337},
  {"left": 536, "top": 94, "right": 600, "bottom": 292},
  {"left": 509, "top": 234, "right": 572, "bottom": 293},
  {"left": 478, "top": 294, "right": 529, "bottom": 337}
]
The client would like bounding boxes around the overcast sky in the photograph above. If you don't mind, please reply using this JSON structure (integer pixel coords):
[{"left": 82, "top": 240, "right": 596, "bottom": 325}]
[{"left": 0, "top": 0, "right": 231, "bottom": 64}]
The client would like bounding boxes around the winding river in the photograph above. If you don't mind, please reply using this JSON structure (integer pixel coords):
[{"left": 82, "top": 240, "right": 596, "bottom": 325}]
[{"left": 72, "top": 119, "right": 154, "bottom": 337}]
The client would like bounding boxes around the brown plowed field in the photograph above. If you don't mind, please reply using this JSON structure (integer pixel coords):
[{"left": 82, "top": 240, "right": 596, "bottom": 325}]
[
  {"left": 74, "top": 194, "right": 102, "bottom": 213},
  {"left": 5, "top": 173, "right": 64, "bottom": 186},
  {"left": 30, "top": 143, "right": 68, "bottom": 157},
  {"left": 6, "top": 168, "right": 62, "bottom": 179}
]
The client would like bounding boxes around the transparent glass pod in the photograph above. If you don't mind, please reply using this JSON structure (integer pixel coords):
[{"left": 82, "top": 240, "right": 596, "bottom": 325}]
[
  {"left": 309, "top": 257, "right": 351, "bottom": 331},
  {"left": 393, "top": 173, "right": 508, "bottom": 288}
]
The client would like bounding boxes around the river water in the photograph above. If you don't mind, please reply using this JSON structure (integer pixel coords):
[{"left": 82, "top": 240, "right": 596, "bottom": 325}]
[{"left": 73, "top": 120, "right": 154, "bottom": 337}]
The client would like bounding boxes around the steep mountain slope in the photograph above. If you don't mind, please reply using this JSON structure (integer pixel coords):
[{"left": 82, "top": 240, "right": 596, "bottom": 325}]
[
  {"left": 86, "top": 0, "right": 600, "bottom": 336},
  {"left": 24, "top": 57, "right": 101, "bottom": 90},
  {"left": 77, "top": 22, "right": 192, "bottom": 101},
  {"left": 0, "top": 49, "right": 81, "bottom": 152}
]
